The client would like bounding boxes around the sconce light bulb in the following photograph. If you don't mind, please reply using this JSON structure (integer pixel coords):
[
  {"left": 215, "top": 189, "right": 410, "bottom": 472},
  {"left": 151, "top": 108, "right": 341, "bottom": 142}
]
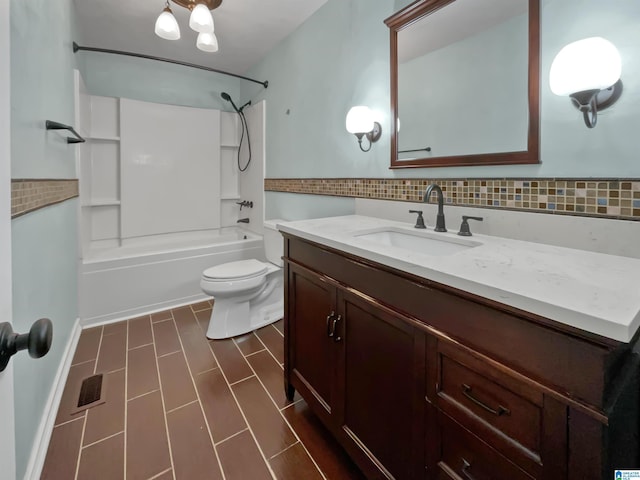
[
  {"left": 346, "top": 106, "right": 375, "bottom": 134},
  {"left": 550, "top": 37, "right": 621, "bottom": 96}
]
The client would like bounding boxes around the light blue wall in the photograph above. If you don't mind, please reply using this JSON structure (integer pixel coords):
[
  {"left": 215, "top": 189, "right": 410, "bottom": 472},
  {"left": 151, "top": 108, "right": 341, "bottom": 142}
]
[
  {"left": 79, "top": 51, "right": 242, "bottom": 110},
  {"left": 10, "top": 0, "right": 79, "bottom": 477},
  {"left": 245, "top": 0, "right": 640, "bottom": 189},
  {"left": 265, "top": 192, "right": 354, "bottom": 221}
]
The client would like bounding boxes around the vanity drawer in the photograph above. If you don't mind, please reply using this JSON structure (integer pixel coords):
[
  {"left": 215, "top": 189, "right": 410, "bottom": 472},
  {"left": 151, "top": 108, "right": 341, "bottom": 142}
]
[
  {"left": 435, "top": 413, "right": 534, "bottom": 480},
  {"left": 432, "top": 341, "right": 544, "bottom": 474}
]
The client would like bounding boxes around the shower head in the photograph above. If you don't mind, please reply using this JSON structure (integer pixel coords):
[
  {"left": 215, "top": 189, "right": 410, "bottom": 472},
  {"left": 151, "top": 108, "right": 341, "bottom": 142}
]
[{"left": 221, "top": 92, "right": 240, "bottom": 113}]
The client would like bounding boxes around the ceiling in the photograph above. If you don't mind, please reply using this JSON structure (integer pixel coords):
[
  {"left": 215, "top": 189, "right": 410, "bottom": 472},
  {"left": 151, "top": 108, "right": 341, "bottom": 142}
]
[{"left": 74, "top": 0, "right": 329, "bottom": 75}]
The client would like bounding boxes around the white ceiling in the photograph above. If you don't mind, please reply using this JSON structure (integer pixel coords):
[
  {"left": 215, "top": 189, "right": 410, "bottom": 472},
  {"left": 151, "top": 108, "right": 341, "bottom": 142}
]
[{"left": 73, "top": 0, "right": 329, "bottom": 75}]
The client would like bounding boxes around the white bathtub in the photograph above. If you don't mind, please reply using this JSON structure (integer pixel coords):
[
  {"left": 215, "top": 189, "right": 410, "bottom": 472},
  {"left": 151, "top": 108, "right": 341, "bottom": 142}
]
[{"left": 79, "top": 227, "right": 265, "bottom": 326}]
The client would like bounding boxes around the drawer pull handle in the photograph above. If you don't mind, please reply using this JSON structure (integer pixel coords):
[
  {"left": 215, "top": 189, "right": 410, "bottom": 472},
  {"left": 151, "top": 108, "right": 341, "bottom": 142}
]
[
  {"left": 461, "top": 458, "right": 475, "bottom": 480},
  {"left": 333, "top": 315, "right": 342, "bottom": 342},
  {"left": 462, "top": 384, "right": 511, "bottom": 416},
  {"left": 326, "top": 311, "right": 335, "bottom": 337}
]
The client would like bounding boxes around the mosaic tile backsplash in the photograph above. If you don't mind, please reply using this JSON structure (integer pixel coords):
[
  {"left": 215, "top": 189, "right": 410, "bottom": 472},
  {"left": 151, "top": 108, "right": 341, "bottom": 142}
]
[
  {"left": 265, "top": 178, "right": 640, "bottom": 221},
  {"left": 11, "top": 179, "right": 79, "bottom": 218}
]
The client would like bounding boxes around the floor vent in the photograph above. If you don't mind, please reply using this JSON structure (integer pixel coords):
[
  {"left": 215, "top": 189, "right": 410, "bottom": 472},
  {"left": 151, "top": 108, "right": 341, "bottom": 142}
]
[{"left": 72, "top": 373, "right": 107, "bottom": 414}]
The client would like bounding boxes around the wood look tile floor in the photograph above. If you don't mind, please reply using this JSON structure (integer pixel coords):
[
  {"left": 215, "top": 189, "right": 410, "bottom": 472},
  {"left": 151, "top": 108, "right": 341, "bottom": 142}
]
[{"left": 42, "top": 301, "right": 364, "bottom": 480}]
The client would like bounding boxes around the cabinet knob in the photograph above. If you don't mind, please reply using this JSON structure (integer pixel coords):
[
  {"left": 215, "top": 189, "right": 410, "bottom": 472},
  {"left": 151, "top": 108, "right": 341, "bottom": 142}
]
[
  {"left": 0, "top": 318, "right": 53, "bottom": 372},
  {"left": 461, "top": 458, "right": 475, "bottom": 480}
]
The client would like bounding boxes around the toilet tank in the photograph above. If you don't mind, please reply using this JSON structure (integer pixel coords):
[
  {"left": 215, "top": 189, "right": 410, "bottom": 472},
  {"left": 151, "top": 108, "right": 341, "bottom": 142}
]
[{"left": 263, "top": 220, "right": 284, "bottom": 267}]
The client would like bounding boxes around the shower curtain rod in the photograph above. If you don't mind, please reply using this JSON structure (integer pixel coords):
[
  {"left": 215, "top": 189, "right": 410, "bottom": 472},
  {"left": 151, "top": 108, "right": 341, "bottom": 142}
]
[{"left": 73, "top": 43, "right": 269, "bottom": 89}]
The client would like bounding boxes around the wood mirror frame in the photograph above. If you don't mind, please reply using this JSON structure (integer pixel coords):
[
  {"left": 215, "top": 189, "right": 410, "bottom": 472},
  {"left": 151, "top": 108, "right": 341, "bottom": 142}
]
[{"left": 385, "top": 0, "right": 540, "bottom": 169}]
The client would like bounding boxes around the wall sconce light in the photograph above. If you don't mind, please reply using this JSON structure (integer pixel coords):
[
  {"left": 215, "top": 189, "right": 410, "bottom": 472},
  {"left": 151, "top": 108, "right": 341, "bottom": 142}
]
[
  {"left": 550, "top": 37, "right": 622, "bottom": 128},
  {"left": 346, "top": 106, "right": 382, "bottom": 152}
]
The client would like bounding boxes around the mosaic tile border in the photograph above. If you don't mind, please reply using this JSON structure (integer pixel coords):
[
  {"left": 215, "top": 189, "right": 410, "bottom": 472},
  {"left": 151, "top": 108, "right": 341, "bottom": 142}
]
[
  {"left": 11, "top": 179, "right": 79, "bottom": 219},
  {"left": 265, "top": 178, "right": 640, "bottom": 221}
]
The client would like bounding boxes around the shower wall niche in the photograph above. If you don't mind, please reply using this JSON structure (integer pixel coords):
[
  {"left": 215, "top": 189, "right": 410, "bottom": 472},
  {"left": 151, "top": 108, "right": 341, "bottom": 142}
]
[{"left": 75, "top": 71, "right": 245, "bottom": 260}]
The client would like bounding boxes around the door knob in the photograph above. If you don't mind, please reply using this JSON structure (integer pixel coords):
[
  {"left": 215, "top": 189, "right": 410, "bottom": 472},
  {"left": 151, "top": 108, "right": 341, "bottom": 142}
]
[{"left": 0, "top": 318, "right": 53, "bottom": 372}]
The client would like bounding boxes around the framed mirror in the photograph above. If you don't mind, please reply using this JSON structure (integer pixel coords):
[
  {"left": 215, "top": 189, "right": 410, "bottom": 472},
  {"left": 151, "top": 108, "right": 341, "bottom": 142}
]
[{"left": 385, "top": 0, "right": 540, "bottom": 168}]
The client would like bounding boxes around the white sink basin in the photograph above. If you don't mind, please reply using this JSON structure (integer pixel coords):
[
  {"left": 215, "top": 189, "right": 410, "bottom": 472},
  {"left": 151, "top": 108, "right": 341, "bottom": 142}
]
[{"left": 354, "top": 228, "right": 481, "bottom": 256}]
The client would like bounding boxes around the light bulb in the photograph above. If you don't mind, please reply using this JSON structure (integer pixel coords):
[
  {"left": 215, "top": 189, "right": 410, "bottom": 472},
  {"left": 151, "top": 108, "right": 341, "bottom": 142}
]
[
  {"left": 155, "top": 6, "right": 180, "bottom": 40},
  {"left": 197, "top": 32, "right": 219, "bottom": 53},
  {"left": 346, "top": 106, "right": 374, "bottom": 134},
  {"left": 550, "top": 37, "right": 621, "bottom": 96},
  {"left": 190, "top": 3, "right": 214, "bottom": 33}
]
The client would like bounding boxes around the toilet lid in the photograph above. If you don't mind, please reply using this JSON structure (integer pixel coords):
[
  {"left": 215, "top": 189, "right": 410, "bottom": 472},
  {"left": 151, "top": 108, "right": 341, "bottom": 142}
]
[{"left": 203, "top": 259, "right": 268, "bottom": 280}]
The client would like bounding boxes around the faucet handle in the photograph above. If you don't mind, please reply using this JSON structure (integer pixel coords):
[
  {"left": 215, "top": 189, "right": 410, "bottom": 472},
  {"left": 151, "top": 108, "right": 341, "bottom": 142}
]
[
  {"left": 409, "top": 210, "right": 426, "bottom": 229},
  {"left": 458, "top": 216, "right": 483, "bottom": 236}
]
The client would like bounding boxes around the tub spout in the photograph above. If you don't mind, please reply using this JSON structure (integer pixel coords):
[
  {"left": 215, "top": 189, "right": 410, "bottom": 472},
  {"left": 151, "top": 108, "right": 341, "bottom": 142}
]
[{"left": 237, "top": 218, "right": 250, "bottom": 223}]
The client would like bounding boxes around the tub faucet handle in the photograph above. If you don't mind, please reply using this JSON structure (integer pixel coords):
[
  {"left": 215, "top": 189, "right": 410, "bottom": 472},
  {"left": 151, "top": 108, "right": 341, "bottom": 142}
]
[{"left": 236, "top": 200, "right": 253, "bottom": 210}]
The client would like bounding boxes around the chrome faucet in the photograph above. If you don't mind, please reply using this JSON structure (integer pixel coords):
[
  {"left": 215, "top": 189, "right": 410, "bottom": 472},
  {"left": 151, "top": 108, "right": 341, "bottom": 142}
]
[
  {"left": 237, "top": 218, "right": 250, "bottom": 223},
  {"left": 423, "top": 184, "right": 447, "bottom": 232}
]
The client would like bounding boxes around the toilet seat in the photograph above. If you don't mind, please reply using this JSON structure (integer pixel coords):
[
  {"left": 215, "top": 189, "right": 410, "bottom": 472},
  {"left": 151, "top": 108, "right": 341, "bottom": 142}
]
[{"left": 202, "top": 259, "right": 268, "bottom": 282}]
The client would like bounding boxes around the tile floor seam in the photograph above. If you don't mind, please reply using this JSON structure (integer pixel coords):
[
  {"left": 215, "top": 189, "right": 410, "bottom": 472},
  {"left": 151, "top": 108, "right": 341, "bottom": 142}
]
[
  {"left": 200, "top": 316, "right": 278, "bottom": 480},
  {"left": 228, "top": 374, "right": 256, "bottom": 386},
  {"left": 127, "top": 388, "right": 160, "bottom": 403},
  {"left": 124, "top": 319, "right": 130, "bottom": 480},
  {"left": 252, "top": 330, "right": 283, "bottom": 371},
  {"left": 279, "top": 397, "right": 304, "bottom": 412},
  {"left": 157, "top": 349, "right": 182, "bottom": 359},
  {"left": 146, "top": 467, "right": 173, "bottom": 480},
  {"left": 172, "top": 309, "right": 228, "bottom": 480},
  {"left": 127, "top": 341, "right": 154, "bottom": 352},
  {"left": 150, "top": 318, "right": 178, "bottom": 480},
  {"left": 268, "top": 440, "right": 300, "bottom": 460},
  {"left": 240, "top": 341, "right": 328, "bottom": 480},
  {"left": 81, "top": 430, "right": 125, "bottom": 450},
  {"left": 53, "top": 415, "right": 86, "bottom": 429},
  {"left": 165, "top": 399, "right": 199, "bottom": 415},
  {"left": 271, "top": 323, "right": 284, "bottom": 338},
  {"left": 73, "top": 414, "right": 88, "bottom": 480},
  {"left": 71, "top": 358, "right": 97, "bottom": 368},
  {"left": 243, "top": 348, "right": 267, "bottom": 358},
  {"left": 213, "top": 427, "right": 250, "bottom": 446},
  {"left": 194, "top": 366, "right": 219, "bottom": 377}
]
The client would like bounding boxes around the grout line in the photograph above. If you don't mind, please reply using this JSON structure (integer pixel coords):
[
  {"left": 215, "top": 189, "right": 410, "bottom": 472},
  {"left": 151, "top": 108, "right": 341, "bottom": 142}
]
[
  {"left": 81, "top": 430, "right": 125, "bottom": 450},
  {"left": 53, "top": 415, "right": 85, "bottom": 429},
  {"left": 151, "top": 317, "right": 173, "bottom": 324},
  {"left": 127, "top": 389, "right": 160, "bottom": 403},
  {"left": 157, "top": 349, "right": 182, "bottom": 359},
  {"left": 146, "top": 468, "right": 172, "bottom": 480},
  {"left": 71, "top": 358, "right": 98, "bottom": 368},
  {"left": 194, "top": 366, "right": 219, "bottom": 377},
  {"left": 228, "top": 374, "right": 256, "bottom": 386},
  {"left": 269, "top": 440, "right": 300, "bottom": 460},
  {"left": 279, "top": 397, "right": 303, "bottom": 412},
  {"left": 165, "top": 399, "right": 199, "bottom": 415},
  {"left": 124, "top": 320, "right": 129, "bottom": 480},
  {"left": 271, "top": 323, "right": 284, "bottom": 338},
  {"left": 243, "top": 348, "right": 267, "bottom": 358},
  {"left": 173, "top": 310, "right": 228, "bottom": 480},
  {"left": 128, "top": 341, "right": 154, "bottom": 352},
  {"left": 199, "top": 321, "right": 276, "bottom": 479},
  {"left": 150, "top": 317, "right": 177, "bottom": 480},
  {"left": 93, "top": 327, "right": 105, "bottom": 374},
  {"left": 213, "top": 428, "right": 249, "bottom": 447},
  {"left": 252, "top": 331, "right": 284, "bottom": 372}
]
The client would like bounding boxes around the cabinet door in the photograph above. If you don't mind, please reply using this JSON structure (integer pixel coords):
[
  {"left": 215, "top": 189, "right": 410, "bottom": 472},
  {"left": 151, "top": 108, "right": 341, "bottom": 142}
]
[
  {"left": 336, "top": 288, "right": 417, "bottom": 479},
  {"left": 285, "top": 263, "right": 338, "bottom": 424}
]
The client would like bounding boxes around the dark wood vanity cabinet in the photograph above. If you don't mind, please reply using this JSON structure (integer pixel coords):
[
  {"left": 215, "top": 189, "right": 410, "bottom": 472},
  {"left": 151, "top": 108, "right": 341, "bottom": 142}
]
[{"left": 283, "top": 234, "right": 640, "bottom": 480}]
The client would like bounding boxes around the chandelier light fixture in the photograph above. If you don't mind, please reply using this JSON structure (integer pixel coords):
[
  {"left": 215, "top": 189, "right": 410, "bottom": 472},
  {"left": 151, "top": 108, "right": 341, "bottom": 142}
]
[{"left": 154, "top": 0, "right": 223, "bottom": 52}]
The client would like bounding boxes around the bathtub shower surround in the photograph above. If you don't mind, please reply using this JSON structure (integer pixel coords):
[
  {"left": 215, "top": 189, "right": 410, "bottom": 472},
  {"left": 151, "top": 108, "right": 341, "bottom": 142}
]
[
  {"left": 74, "top": 72, "right": 267, "bottom": 325},
  {"left": 265, "top": 178, "right": 640, "bottom": 221}
]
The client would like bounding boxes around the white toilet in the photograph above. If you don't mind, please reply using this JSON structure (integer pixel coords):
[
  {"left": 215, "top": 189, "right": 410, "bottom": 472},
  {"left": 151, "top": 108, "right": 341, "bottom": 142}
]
[{"left": 200, "top": 220, "right": 284, "bottom": 339}]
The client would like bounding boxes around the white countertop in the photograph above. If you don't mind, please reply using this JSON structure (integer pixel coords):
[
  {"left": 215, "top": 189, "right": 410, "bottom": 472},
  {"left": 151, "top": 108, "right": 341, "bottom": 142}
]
[{"left": 277, "top": 215, "right": 640, "bottom": 343}]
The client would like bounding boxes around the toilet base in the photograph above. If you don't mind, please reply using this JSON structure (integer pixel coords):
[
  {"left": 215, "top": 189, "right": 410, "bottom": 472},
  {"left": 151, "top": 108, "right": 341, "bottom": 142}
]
[{"left": 205, "top": 276, "right": 283, "bottom": 339}]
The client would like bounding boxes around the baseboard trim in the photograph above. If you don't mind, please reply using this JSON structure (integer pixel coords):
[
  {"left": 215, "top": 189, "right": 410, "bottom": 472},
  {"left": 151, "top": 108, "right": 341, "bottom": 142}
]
[
  {"left": 81, "top": 294, "right": 212, "bottom": 328},
  {"left": 24, "top": 317, "right": 82, "bottom": 480}
]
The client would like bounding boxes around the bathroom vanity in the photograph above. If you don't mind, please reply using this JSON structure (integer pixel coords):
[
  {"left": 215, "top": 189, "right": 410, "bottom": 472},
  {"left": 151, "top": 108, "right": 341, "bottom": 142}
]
[{"left": 279, "top": 216, "right": 640, "bottom": 480}]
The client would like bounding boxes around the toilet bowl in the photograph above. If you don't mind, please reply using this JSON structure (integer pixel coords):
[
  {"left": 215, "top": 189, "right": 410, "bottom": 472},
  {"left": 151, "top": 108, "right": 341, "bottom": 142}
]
[{"left": 200, "top": 220, "right": 284, "bottom": 339}]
